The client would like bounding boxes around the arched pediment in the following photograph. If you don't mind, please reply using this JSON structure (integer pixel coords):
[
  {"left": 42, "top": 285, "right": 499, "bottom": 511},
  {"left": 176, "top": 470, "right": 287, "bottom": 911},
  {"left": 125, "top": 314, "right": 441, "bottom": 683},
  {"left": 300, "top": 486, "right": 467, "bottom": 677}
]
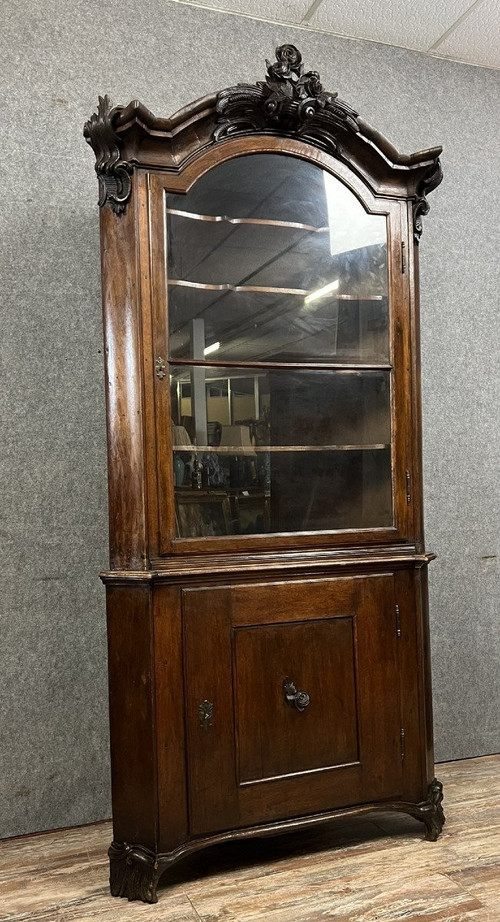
[{"left": 84, "top": 44, "right": 442, "bottom": 240}]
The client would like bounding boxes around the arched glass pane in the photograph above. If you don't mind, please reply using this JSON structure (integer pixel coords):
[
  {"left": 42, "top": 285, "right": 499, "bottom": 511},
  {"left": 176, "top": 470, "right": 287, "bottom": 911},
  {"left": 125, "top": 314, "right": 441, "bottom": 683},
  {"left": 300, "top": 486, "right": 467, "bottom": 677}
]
[
  {"left": 166, "top": 154, "right": 388, "bottom": 364},
  {"left": 165, "top": 154, "right": 393, "bottom": 537}
]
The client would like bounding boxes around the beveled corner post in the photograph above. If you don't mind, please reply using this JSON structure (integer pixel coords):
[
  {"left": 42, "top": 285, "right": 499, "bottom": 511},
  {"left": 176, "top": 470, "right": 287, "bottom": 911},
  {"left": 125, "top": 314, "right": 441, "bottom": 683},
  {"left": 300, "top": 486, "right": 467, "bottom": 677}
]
[{"left": 85, "top": 45, "right": 444, "bottom": 905}]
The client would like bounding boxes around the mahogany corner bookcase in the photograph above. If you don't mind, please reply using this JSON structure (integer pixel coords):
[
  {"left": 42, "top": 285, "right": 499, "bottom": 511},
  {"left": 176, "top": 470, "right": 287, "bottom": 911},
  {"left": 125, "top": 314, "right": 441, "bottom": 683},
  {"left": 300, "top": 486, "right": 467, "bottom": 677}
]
[{"left": 84, "top": 44, "right": 444, "bottom": 903}]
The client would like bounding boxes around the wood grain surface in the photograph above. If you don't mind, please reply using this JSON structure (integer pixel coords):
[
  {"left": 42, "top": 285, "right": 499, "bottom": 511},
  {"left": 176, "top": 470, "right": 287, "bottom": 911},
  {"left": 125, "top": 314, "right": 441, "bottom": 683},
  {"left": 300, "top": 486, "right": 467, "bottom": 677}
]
[{"left": 0, "top": 755, "right": 498, "bottom": 921}]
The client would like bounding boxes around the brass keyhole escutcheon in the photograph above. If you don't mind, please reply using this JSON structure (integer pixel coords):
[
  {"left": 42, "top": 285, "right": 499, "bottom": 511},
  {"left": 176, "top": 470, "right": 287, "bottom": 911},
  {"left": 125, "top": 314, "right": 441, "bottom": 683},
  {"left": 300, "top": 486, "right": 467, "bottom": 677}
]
[{"left": 198, "top": 699, "right": 214, "bottom": 730}]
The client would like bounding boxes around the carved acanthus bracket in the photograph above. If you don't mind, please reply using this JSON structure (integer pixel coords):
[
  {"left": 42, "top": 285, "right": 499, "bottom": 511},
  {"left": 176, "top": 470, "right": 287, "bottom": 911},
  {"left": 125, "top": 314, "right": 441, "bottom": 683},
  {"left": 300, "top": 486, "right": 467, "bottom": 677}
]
[
  {"left": 84, "top": 95, "right": 132, "bottom": 215},
  {"left": 413, "top": 159, "right": 443, "bottom": 243},
  {"left": 109, "top": 841, "right": 162, "bottom": 903},
  {"left": 404, "top": 777, "right": 446, "bottom": 840},
  {"left": 424, "top": 777, "right": 446, "bottom": 840},
  {"left": 214, "top": 44, "right": 359, "bottom": 154}
]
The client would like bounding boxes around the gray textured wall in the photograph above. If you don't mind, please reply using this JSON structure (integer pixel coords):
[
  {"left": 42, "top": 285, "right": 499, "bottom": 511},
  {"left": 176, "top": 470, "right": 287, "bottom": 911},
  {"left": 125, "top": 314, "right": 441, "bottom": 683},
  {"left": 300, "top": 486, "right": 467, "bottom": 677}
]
[{"left": 1, "top": 0, "right": 498, "bottom": 839}]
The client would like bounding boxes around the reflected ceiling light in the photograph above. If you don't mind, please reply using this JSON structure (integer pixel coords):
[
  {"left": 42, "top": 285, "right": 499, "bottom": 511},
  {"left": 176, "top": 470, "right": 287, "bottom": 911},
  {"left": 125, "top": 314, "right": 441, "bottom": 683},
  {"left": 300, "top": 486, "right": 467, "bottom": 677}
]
[
  {"left": 304, "top": 279, "right": 339, "bottom": 305},
  {"left": 204, "top": 341, "right": 220, "bottom": 356}
]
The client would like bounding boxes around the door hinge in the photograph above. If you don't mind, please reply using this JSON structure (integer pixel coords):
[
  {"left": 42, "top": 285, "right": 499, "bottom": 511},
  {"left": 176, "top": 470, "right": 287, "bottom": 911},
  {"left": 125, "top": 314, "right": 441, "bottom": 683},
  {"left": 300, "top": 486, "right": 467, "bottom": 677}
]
[
  {"left": 400, "top": 728, "right": 406, "bottom": 761},
  {"left": 395, "top": 604, "right": 401, "bottom": 638},
  {"left": 405, "top": 470, "right": 411, "bottom": 504},
  {"left": 401, "top": 241, "right": 406, "bottom": 274}
]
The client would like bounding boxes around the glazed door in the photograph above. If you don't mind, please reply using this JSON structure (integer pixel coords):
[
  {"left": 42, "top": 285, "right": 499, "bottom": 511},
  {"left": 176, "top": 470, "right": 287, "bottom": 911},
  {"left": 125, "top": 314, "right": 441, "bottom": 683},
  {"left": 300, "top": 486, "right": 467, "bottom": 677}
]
[
  {"left": 149, "top": 145, "right": 412, "bottom": 555},
  {"left": 183, "top": 574, "right": 403, "bottom": 835}
]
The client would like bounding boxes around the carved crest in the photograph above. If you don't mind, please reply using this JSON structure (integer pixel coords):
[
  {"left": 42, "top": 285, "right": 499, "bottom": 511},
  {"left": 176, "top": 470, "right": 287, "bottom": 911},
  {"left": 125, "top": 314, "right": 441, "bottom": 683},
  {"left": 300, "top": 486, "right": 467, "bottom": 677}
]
[
  {"left": 83, "top": 95, "right": 132, "bottom": 215},
  {"left": 83, "top": 46, "right": 442, "bottom": 236},
  {"left": 214, "top": 44, "right": 359, "bottom": 154}
]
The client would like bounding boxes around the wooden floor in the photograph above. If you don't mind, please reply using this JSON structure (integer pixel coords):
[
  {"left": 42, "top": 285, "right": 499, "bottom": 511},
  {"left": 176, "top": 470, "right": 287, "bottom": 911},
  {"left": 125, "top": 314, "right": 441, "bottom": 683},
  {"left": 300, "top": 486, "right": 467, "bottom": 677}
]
[{"left": 1, "top": 755, "right": 499, "bottom": 921}]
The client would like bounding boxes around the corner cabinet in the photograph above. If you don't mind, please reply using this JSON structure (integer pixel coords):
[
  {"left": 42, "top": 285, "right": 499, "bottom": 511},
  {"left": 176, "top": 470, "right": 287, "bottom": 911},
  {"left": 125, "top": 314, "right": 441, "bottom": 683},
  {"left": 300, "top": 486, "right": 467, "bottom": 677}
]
[{"left": 84, "top": 45, "right": 444, "bottom": 904}]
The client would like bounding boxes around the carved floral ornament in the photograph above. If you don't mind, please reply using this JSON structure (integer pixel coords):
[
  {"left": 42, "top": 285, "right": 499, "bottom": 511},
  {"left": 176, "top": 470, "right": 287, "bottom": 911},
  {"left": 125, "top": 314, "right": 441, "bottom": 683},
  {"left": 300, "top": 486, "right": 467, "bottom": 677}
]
[
  {"left": 214, "top": 44, "right": 359, "bottom": 149},
  {"left": 84, "top": 45, "right": 441, "bottom": 238}
]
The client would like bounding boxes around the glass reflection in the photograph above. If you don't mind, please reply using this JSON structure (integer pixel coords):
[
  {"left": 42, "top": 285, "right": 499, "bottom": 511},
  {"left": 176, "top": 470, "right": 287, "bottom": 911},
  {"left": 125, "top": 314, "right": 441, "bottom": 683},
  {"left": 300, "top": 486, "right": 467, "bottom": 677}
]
[
  {"left": 166, "top": 154, "right": 388, "bottom": 364},
  {"left": 171, "top": 366, "right": 392, "bottom": 537}
]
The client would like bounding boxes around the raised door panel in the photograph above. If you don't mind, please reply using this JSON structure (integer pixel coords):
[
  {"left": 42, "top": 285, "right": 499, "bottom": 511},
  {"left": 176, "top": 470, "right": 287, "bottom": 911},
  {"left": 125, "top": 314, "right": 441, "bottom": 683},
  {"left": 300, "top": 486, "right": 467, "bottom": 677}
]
[
  {"left": 183, "top": 574, "right": 402, "bottom": 836},
  {"left": 235, "top": 618, "right": 358, "bottom": 782}
]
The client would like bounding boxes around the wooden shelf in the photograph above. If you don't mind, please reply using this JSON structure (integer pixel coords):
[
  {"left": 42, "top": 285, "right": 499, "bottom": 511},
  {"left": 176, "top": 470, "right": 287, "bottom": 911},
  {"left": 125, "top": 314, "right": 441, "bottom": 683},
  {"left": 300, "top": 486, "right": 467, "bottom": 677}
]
[
  {"left": 168, "top": 279, "right": 384, "bottom": 301},
  {"left": 173, "top": 444, "right": 390, "bottom": 453},
  {"left": 170, "top": 359, "right": 392, "bottom": 371},
  {"left": 168, "top": 279, "right": 308, "bottom": 296},
  {"left": 167, "top": 207, "right": 329, "bottom": 234}
]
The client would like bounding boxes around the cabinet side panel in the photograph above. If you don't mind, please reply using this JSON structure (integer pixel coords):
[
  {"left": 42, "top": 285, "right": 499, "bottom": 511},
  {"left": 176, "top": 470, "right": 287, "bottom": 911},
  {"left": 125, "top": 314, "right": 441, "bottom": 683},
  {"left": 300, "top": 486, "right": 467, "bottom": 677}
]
[
  {"left": 415, "top": 565, "right": 436, "bottom": 784},
  {"left": 183, "top": 587, "right": 240, "bottom": 836},
  {"left": 355, "top": 575, "right": 402, "bottom": 797},
  {"left": 395, "top": 568, "right": 428, "bottom": 801},
  {"left": 407, "top": 202, "right": 425, "bottom": 550},
  {"left": 106, "top": 584, "right": 157, "bottom": 849},
  {"left": 154, "top": 585, "right": 189, "bottom": 851},
  {"left": 100, "top": 196, "right": 147, "bottom": 570}
]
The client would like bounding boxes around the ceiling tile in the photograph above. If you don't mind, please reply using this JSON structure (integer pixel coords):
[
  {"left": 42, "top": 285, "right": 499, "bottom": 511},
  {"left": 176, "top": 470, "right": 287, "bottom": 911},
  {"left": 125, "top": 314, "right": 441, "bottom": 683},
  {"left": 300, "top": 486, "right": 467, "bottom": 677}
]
[
  {"left": 431, "top": 0, "right": 500, "bottom": 68},
  {"left": 184, "top": 0, "right": 311, "bottom": 22},
  {"left": 308, "top": 0, "right": 476, "bottom": 51}
]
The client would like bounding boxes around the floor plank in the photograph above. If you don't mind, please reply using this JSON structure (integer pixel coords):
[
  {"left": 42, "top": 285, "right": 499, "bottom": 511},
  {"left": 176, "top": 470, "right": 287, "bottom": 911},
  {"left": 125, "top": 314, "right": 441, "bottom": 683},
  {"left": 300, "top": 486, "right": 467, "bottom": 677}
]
[{"left": 0, "top": 756, "right": 498, "bottom": 922}]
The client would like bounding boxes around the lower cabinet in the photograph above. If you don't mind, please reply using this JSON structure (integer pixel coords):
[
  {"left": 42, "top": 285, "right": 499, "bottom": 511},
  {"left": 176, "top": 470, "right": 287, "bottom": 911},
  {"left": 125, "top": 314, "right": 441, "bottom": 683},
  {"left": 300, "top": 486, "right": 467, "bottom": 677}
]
[
  {"left": 183, "top": 574, "right": 402, "bottom": 835},
  {"left": 104, "top": 563, "right": 444, "bottom": 903}
]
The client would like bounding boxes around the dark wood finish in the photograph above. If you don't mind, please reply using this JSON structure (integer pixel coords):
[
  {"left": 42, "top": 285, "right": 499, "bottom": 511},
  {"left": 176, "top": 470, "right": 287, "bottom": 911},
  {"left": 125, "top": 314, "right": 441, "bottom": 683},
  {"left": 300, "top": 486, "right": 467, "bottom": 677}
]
[
  {"left": 234, "top": 616, "right": 357, "bottom": 782},
  {"left": 416, "top": 563, "right": 438, "bottom": 785},
  {"left": 153, "top": 585, "right": 189, "bottom": 853},
  {"left": 83, "top": 95, "right": 132, "bottom": 214},
  {"left": 183, "top": 575, "right": 402, "bottom": 835},
  {"left": 87, "top": 46, "right": 441, "bottom": 205},
  {"left": 108, "top": 841, "right": 162, "bottom": 903},
  {"left": 407, "top": 200, "right": 425, "bottom": 551},
  {"left": 86, "top": 44, "right": 443, "bottom": 903},
  {"left": 99, "top": 192, "right": 148, "bottom": 570},
  {"left": 213, "top": 44, "right": 359, "bottom": 148},
  {"left": 105, "top": 585, "right": 157, "bottom": 849},
  {"left": 106, "top": 775, "right": 445, "bottom": 904}
]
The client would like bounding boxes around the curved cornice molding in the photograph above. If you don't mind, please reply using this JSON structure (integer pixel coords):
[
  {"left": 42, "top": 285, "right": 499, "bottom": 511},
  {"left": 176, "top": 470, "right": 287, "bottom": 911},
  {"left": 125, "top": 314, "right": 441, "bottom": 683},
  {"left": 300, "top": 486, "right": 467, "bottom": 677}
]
[{"left": 84, "top": 46, "right": 442, "bottom": 236}]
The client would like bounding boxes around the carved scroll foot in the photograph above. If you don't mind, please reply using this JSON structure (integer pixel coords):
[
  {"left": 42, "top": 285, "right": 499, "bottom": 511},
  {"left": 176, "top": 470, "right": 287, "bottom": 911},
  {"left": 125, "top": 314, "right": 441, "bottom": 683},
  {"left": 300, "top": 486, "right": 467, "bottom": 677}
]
[
  {"left": 108, "top": 841, "right": 163, "bottom": 903},
  {"left": 408, "top": 778, "right": 445, "bottom": 841},
  {"left": 423, "top": 778, "right": 446, "bottom": 841}
]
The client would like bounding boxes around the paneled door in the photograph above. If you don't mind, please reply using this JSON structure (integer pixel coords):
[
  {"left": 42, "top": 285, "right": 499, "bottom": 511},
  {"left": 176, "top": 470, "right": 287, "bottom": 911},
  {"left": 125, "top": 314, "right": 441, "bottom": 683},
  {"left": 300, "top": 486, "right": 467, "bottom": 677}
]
[{"left": 183, "top": 573, "right": 402, "bottom": 835}]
